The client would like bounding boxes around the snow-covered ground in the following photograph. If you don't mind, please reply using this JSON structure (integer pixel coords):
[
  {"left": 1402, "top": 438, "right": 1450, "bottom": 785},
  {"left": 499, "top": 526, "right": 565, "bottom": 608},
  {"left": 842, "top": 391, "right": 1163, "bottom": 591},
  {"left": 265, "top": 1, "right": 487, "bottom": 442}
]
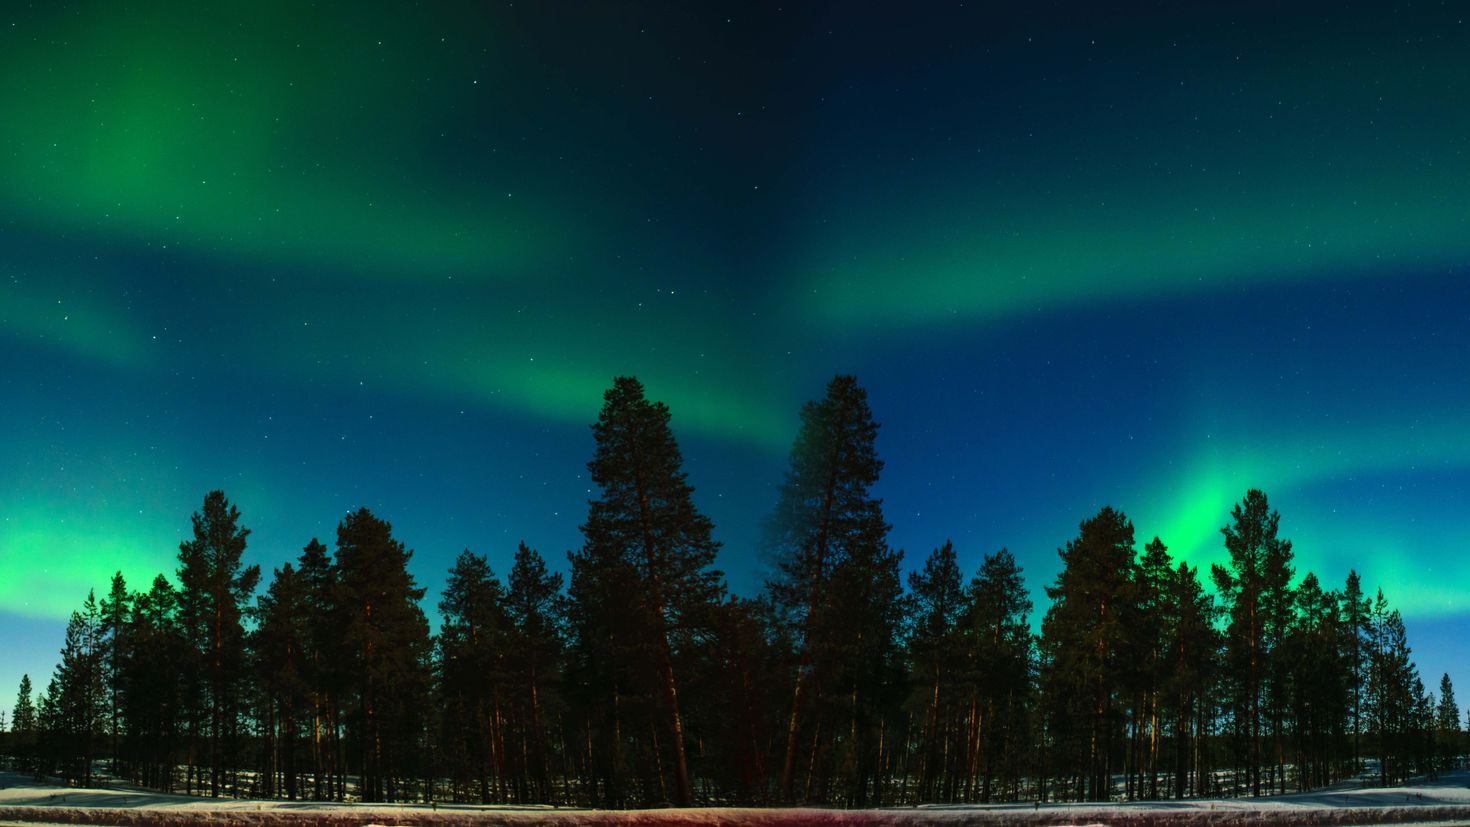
[{"left": 5, "top": 770, "right": 1470, "bottom": 825}]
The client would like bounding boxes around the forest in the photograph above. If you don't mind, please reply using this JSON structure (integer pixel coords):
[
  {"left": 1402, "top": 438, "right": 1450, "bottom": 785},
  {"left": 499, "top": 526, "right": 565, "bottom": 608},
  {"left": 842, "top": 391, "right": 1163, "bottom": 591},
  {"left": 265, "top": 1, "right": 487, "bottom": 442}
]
[{"left": 0, "top": 375, "right": 1458, "bottom": 809}]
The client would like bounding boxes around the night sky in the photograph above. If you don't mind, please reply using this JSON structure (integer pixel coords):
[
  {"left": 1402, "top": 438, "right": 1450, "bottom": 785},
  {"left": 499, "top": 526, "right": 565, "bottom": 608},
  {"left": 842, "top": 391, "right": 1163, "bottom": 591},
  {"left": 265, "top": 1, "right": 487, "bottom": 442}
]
[{"left": 3, "top": 3, "right": 1469, "bottom": 706}]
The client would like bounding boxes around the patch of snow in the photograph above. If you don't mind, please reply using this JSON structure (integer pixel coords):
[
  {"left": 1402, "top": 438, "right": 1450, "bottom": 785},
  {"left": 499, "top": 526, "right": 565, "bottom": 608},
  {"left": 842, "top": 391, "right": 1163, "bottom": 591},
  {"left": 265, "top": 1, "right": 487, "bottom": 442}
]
[{"left": 6, "top": 771, "right": 1470, "bottom": 825}]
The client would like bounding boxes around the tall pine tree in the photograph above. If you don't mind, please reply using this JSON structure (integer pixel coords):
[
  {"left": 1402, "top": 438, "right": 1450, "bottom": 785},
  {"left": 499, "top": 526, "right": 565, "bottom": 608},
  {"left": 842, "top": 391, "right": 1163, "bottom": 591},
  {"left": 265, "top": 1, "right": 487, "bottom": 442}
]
[
  {"left": 13, "top": 674, "right": 37, "bottom": 772},
  {"left": 1341, "top": 570, "right": 1371, "bottom": 775},
  {"left": 575, "top": 376, "right": 724, "bottom": 806},
  {"left": 762, "top": 375, "right": 888, "bottom": 804},
  {"left": 334, "top": 508, "right": 432, "bottom": 803},
  {"left": 1211, "top": 488, "right": 1293, "bottom": 796},
  {"left": 505, "top": 542, "right": 566, "bottom": 802},
  {"left": 99, "top": 572, "right": 130, "bottom": 775},
  {"left": 964, "top": 548, "right": 1032, "bottom": 803},
  {"left": 1040, "top": 507, "right": 1137, "bottom": 801},
  {"left": 1434, "top": 673, "right": 1459, "bottom": 772},
  {"left": 252, "top": 563, "right": 311, "bottom": 799},
  {"left": 907, "top": 541, "right": 965, "bottom": 802},
  {"left": 176, "top": 490, "right": 260, "bottom": 797},
  {"left": 296, "top": 538, "right": 342, "bottom": 800},
  {"left": 437, "top": 549, "right": 510, "bottom": 802}
]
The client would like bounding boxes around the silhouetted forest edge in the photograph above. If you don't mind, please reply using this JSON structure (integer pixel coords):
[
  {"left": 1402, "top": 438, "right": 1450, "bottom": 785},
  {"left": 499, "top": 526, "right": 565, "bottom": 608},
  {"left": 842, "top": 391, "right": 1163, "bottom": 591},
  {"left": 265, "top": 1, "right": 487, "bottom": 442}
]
[{"left": 0, "top": 376, "right": 1458, "bottom": 812}]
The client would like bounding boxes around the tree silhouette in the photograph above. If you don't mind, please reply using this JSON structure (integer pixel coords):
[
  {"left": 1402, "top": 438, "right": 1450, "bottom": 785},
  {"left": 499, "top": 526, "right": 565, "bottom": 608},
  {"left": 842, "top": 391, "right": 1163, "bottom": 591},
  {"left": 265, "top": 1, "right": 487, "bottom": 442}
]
[
  {"left": 505, "top": 542, "right": 566, "bottom": 802},
  {"left": 437, "top": 549, "right": 509, "bottom": 802},
  {"left": 176, "top": 490, "right": 260, "bottom": 796},
  {"left": 575, "top": 376, "right": 724, "bottom": 806},
  {"left": 334, "top": 508, "right": 432, "bottom": 803},
  {"left": 963, "top": 548, "right": 1032, "bottom": 802},
  {"left": 763, "top": 375, "right": 888, "bottom": 804},
  {"left": 252, "top": 563, "right": 311, "bottom": 799},
  {"left": 1041, "top": 506, "right": 1138, "bottom": 801},
  {"left": 12, "top": 673, "right": 37, "bottom": 772},
  {"left": 1212, "top": 488, "right": 1294, "bottom": 796}
]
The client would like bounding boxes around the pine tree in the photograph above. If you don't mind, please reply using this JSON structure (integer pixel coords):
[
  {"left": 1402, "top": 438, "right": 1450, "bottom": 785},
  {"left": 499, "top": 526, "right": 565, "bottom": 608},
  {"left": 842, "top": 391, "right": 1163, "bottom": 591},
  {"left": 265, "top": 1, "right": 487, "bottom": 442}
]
[
  {"left": 1129, "top": 537, "right": 1173, "bottom": 799},
  {"left": 334, "top": 508, "right": 432, "bottom": 802},
  {"left": 99, "top": 572, "right": 130, "bottom": 775},
  {"left": 252, "top": 563, "right": 311, "bottom": 799},
  {"left": 1040, "top": 507, "right": 1138, "bottom": 801},
  {"left": 296, "top": 538, "right": 342, "bottom": 800},
  {"left": 964, "top": 548, "right": 1032, "bottom": 803},
  {"left": 576, "top": 376, "right": 725, "bottom": 806},
  {"left": 505, "top": 542, "right": 566, "bottom": 802},
  {"left": 1211, "top": 488, "right": 1294, "bottom": 796},
  {"left": 1342, "top": 571, "right": 1371, "bottom": 775},
  {"left": 13, "top": 674, "right": 36, "bottom": 733},
  {"left": 13, "top": 674, "right": 37, "bottom": 772},
  {"left": 37, "top": 676, "right": 61, "bottom": 778},
  {"left": 176, "top": 490, "right": 260, "bottom": 796},
  {"left": 437, "top": 549, "right": 510, "bottom": 802},
  {"left": 1162, "top": 561, "right": 1217, "bottom": 798},
  {"left": 566, "top": 524, "right": 647, "bottom": 806},
  {"left": 1367, "top": 595, "right": 1417, "bottom": 785},
  {"left": 123, "top": 574, "right": 187, "bottom": 790},
  {"left": 1281, "top": 572, "right": 1349, "bottom": 790},
  {"left": 907, "top": 541, "right": 965, "bottom": 802},
  {"left": 762, "top": 375, "right": 887, "bottom": 804},
  {"left": 1435, "top": 674, "right": 1459, "bottom": 772},
  {"left": 825, "top": 526, "right": 905, "bottom": 806},
  {"left": 1411, "top": 676, "right": 1434, "bottom": 776},
  {"left": 48, "top": 596, "right": 105, "bottom": 785}
]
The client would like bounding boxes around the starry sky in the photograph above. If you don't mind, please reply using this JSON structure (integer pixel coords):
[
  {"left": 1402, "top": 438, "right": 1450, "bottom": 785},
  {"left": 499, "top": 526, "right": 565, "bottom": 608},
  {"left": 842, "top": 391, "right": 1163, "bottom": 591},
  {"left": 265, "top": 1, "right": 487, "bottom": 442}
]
[{"left": 2, "top": 2, "right": 1469, "bottom": 707}]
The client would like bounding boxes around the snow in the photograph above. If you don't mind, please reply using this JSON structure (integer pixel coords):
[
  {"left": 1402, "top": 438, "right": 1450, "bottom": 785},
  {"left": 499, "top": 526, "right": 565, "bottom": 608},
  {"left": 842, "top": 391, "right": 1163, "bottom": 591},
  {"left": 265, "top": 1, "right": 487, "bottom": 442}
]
[{"left": 6, "top": 771, "right": 1470, "bottom": 825}]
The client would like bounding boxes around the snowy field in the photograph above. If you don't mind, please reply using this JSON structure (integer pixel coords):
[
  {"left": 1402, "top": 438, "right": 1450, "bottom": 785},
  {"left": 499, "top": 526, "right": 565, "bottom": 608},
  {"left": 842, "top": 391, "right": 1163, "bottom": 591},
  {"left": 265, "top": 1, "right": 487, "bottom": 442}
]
[{"left": 6, "top": 771, "right": 1470, "bottom": 825}]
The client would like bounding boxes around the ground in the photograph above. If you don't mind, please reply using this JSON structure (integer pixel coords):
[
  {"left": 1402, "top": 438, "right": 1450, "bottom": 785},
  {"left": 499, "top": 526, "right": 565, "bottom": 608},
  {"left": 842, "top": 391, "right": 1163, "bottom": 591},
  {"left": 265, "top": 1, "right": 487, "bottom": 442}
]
[{"left": 5, "top": 771, "right": 1470, "bottom": 825}]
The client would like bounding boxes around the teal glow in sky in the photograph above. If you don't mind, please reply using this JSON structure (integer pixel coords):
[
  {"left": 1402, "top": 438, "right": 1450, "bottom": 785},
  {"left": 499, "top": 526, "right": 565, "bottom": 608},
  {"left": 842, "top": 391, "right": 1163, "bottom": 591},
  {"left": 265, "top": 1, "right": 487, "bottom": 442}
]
[{"left": 2, "top": 2, "right": 1468, "bottom": 702}]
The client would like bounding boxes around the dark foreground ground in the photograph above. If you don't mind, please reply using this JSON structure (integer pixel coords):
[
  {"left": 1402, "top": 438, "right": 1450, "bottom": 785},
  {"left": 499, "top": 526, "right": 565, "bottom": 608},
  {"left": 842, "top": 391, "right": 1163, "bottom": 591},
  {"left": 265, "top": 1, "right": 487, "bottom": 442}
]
[{"left": 6, "top": 771, "right": 1470, "bottom": 826}]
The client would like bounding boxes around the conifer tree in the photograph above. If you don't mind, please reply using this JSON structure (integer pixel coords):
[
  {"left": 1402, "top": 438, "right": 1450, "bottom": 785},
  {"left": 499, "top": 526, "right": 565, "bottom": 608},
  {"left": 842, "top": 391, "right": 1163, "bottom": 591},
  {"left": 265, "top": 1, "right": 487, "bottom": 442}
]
[
  {"left": 99, "top": 572, "right": 130, "bottom": 775},
  {"left": 176, "top": 490, "right": 260, "bottom": 796},
  {"left": 907, "top": 541, "right": 965, "bottom": 802},
  {"left": 296, "top": 538, "right": 342, "bottom": 800},
  {"left": 1129, "top": 537, "right": 1173, "bottom": 799},
  {"left": 1366, "top": 594, "right": 1418, "bottom": 784},
  {"left": 825, "top": 527, "right": 905, "bottom": 806},
  {"left": 46, "top": 596, "right": 105, "bottom": 785},
  {"left": 1342, "top": 571, "right": 1371, "bottom": 774},
  {"left": 762, "top": 375, "right": 888, "bottom": 803},
  {"left": 37, "top": 676, "right": 61, "bottom": 778},
  {"left": 13, "top": 674, "right": 36, "bottom": 772},
  {"left": 1040, "top": 507, "right": 1138, "bottom": 801},
  {"left": 505, "top": 542, "right": 565, "bottom": 802},
  {"left": 252, "top": 563, "right": 311, "bottom": 799},
  {"left": 566, "top": 525, "right": 646, "bottom": 806},
  {"left": 1163, "top": 561, "right": 1217, "bottom": 797},
  {"left": 1211, "top": 488, "right": 1293, "bottom": 796},
  {"left": 124, "top": 574, "right": 186, "bottom": 790},
  {"left": 334, "top": 508, "right": 432, "bottom": 802},
  {"left": 13, "top": 674, "right": 36, "bottom": 734},
  {"left": 437, "top": 549, "right": 510, "bottom": 802},
  {"left": 1281, "top": 572, "right": 1348, "bottom": 790},
  {"left": 1435, "top": 673, "right": 1459, "bottom": 772},
  {"left": 575, "top": 376, "right": 724, "bottom": 806},
  {"left": 964, "top": 548, "right": 1032, "bottom": 802}
]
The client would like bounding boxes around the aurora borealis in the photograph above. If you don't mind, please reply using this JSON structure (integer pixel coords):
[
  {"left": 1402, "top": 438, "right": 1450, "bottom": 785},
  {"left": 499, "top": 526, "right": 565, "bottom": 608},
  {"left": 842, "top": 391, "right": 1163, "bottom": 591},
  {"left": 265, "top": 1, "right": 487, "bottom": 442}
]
[{"left": 2, "top": 1, "right": 1469, "bottom": 703}]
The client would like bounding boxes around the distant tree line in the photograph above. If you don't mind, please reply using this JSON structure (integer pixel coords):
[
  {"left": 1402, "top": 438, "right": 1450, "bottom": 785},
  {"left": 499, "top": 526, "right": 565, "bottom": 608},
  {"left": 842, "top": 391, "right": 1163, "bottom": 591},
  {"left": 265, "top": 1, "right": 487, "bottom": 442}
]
[{"left": 0, "top": 375, "right": 1461, "bottom": 807}]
